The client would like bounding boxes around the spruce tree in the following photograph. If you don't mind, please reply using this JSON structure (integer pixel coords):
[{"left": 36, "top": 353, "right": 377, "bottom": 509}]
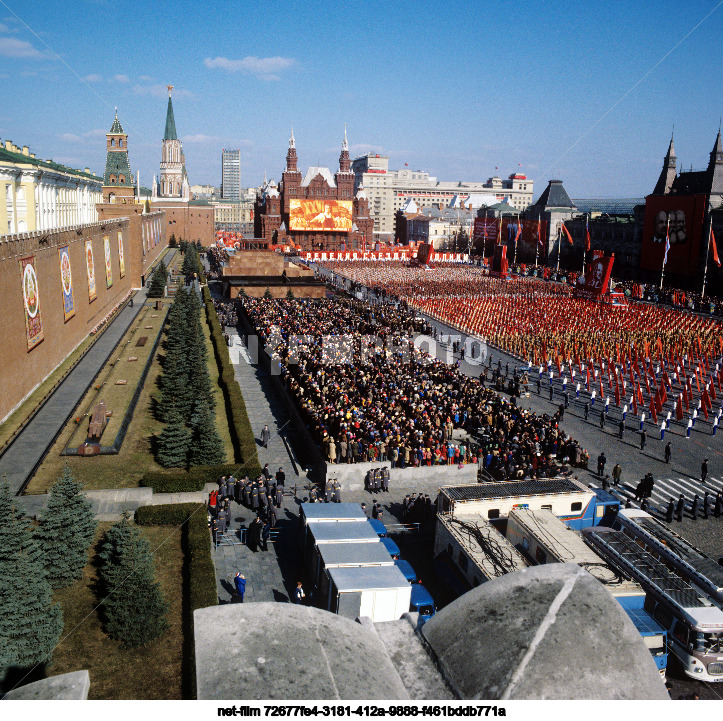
[
  {"left": 286, "top": 289, "right": 295, "bottom": 300},
  {"left": 0, "top": 482, "right": 63, "bottom": 674},
  {"left": 263, "top": 288, "right": 273, "bottom": 300},
  {"left": 36, "top": 466, "right": 96, "bottom": 589},
  {"left": 98, "top": 512, "right": 168, "bottom": 649},
  {"left": 156, "top": 404, "right": 190, "bottom": 468},
  {"left": 147, "top": 264, "right": 166, "bottom": 298},
  {"left": 189, "top": 398, "right": 225, "bottom": 466}
]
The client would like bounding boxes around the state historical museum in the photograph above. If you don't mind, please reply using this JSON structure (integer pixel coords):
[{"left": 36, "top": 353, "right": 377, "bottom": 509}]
[{"left": 254, "top": 129, "right": 373, "bottom": 251}]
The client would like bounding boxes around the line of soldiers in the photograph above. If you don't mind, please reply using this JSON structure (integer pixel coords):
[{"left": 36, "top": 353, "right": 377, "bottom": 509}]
[
  {"left": 209, "top": 473, "right": 284, "bottom": 543},
  {"left": 665, "top": 490, "right": 723, "bottom": 522},
  {"left": 365, "top": 467, "right": 390, "bottom": 493},
  {"left": 308, "top": 477, "right": 342, "bottom": 503}
]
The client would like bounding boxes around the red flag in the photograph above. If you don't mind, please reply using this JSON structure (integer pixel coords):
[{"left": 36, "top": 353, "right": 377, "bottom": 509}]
[
  {"left": 676, "top": 394, "right": 684, "bottom": 421},
  {"left": 683, "top": 384, "right": 690, "bottom": 410},
  {"left": 650, "top": 396, "right": 658, "bottom": 424},
  {"left": 637, "top": 383, "right": 644, "bottom": 406},
  {"left": 703, "top": 386, "right": 712, "bottom": 411},
  {"left": 615, "top": 383, "right": 621, "bottom": 407},
  {"left": 702, "top": 393, "right": 710, "bottom": 419},
  {"left": 585, "top": 214, "right": 591, "bottom": 251},
  {"left": 712, "top": 225, "right": 721, "bottom": 267},
  {"left": 659, "top": 380, "right": 667, "bottom": 405},
  {"left": 633, "top": 393, "right": 638, "bottom": 416},
  {"left": 710, "top": 376, "right": 717, "bottom": 400},
  {"left": 561, "top": 222, "right": 574, "bottom": 245},
  {"left": 655, "top": 389, "right": 663, "bottom": 414}
]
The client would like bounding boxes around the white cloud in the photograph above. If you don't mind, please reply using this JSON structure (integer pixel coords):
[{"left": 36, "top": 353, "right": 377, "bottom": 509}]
[
  {"left": 138, "top": 74, "right": 152, "bottom": 81},
  {"left": 182, "top": 133, "right": 219, "bottom": 143},
  {"left": 59, "top": 128, "right": 106, "bottom": 144},
  {"left": 203, "top": 55, "right": 295, "bottom": 81},
  {"left": 0, "top": 23, "right": 9, "bottom": 32},
  {"left": 113, "top": 74, "right": 129, "bottom": 83},
  {"left": 0, "top": 37, "right": 44, "bottom": 58},
  {"left": 83, "top": 73, "right": 102, "bottom": 82},
  {"left": 132, "top": 83, "right": 194, "bottom": 99}
]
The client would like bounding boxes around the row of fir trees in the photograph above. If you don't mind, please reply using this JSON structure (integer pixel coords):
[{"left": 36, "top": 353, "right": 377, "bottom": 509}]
[
  {"left": 1, "top": 468, "right": 168, "bottom": 687},
  {"left": 156, "top": 285, "right": 225, "bottom": 468}
]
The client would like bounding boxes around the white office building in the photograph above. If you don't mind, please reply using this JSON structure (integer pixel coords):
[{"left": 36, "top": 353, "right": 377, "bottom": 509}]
[{"left": 351, "top": 154, "right": 534, "bottom": 241}]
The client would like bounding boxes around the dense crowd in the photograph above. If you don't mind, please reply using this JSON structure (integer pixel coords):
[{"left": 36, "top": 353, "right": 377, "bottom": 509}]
[
  {"left": 206, "top": 246, "right": 229, "bottom": 280},
  {"left": 238, "top": 295, "right": 588, "bottom": 480},
  {"left": 213, "top": 299, "right": 238, "bottom": 328}
]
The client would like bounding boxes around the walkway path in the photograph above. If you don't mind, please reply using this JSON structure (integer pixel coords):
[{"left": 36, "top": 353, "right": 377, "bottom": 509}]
[{"left": 2, "top": 248, "right": 176, "bottom": 496}]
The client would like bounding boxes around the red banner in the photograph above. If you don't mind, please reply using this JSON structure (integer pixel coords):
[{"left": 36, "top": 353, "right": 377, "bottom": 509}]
[{"left": 573, "top": 256, "right": 615, "bottom": 300}]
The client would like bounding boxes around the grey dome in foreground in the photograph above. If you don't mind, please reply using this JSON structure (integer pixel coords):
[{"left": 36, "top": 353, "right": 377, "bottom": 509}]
[
  {"left": 194, "top": 603, "right": 410, "bottom": 700},
  {"left": 421, "top": 563, "right": 669, "bottom": 700}
]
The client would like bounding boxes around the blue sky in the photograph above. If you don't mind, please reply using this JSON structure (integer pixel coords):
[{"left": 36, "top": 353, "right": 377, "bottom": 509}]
[{"left": 0, "top": 0, "right": 721, "bottom": 198}]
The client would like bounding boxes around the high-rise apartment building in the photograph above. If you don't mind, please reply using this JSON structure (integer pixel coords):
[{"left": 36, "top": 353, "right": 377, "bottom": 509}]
[{"left": 222, "top": 149, "right": 241, "bottom": 200}]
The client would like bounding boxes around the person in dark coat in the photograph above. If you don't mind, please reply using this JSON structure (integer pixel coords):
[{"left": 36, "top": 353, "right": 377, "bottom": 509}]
[
  {"left": 691, "top": 494, "right": 700, "bottom": 520},
  {"left": 381, "top": 467, "right": 390, "bottom": 493},
  {"left": 618, "top": 420, "right": 625, "bottom": 439},
  {"left": 703, "top": 491, "right": 711, "bottom": 519},
  {"left": 640, "top": 430, "right": 646, "bottom": 450},
  {"left": 261, "top": 521, "right": 271, "bottom": 551},
  {"left": 702, "top": 459, "right": 709, "bottom": 483},
  {"left": 250, "top": 483, "right": 260, "bottom": 511},
  {"left": 634, "top": 480, "right": 644, "bottom": 502},
  {"left": 664, "top": 442, "right": 671, "bottom": 464},
  {"left": 584, "top": 402, "right": 589, "bottom": 420},
  {"left": 276, "top": 468, "right": 286, "bottom": 487},
  {"left": 625, "top": 498, "right": 632, "bottom": 509},
  {"left": 263, "top": 464, "right": 272, "bottom": 482},
  {"left": 211, "top": 517, "right": 218, "bottom": 546},
  {"left": 600, "top": 411, "right": 605, "bottom": 429},
  {"left": 640, "top": 497, "right": 649, "bottom": 513},
  {"left": 232, "top": 476, "right": 241, "bottom": 503},
  {"left": 309, "top": 486, "right": 319, "bottom": 503},
  {"left": 324, "top": 480, "right": 333, "bottom": 503},
  {"left": 269, "top": 504, "right": 278, "bottom": 529},
  {"left": 243, "top": 480, "right": 251, "bottom": 507},
  {"left": 665, "top": 498, "right": 675, "bottom": 523},
  {"left": 549, "top": 386, "right": 554, "bottom": 402},
  {"left": 261, "top": 425, "right": 271, "bottom": 448},
  {"left": 217, "top": 508, "right": 227, "bottom": 535},
  {"left": 372, "top": 500, "right": 379, "bottom": 520},
  {"left": 675, "top": 494, "right": 685, "bottom": 522},
  {"left": 248, "top": 516, "right": 262, "bottom": 552},
  {"left": 274, "top": 484, "right": 283, "bottom": 508},
  {"left": 597, "top": 452, "right": 606, "bottom": 476},
  {"left": 715, "top": 492, "right": 723, "bottom": 518}
]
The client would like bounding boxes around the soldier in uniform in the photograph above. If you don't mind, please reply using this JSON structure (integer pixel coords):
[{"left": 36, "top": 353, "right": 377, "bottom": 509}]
[
  {"left": 691, "top": 494, "right": 700, "bottom": 520},
  {"left": 332, "top": 478, "right": 342, "bottom": 503},
  {"left": 715, "top": 492, "right": 723, "bottom": 518},
  {"left": 217, "top": 508, "right": 227, "bottom": 535},
  {"left": 703, "top": 491, "right": 711, "bottom": 519},
  {"left": 308, "top": 486, "right": 318, "bottom": 503},
  {"left": 232, "top": 475, "right": 241, "bottom": 504},
  {"left": 381, "top": 467, "right": 390, "bottom": 492},
  {"left": 665, "top": 498, "right": 675, "bottom": 523},
  {"left": 371, "top": 500, "right": 380, "bottom": 520},
  {"left": 325, "top": 479, "right": 333, "bottom": 503},
  {"left": 269, "top": 503, "right": 279, "bottom": 529},
  {"left": 211, "top": 517, "right": 219, "bottom": 546},
  {"left": 243, "top": 478, "right": 251, "bottom": 507},
  {"left": 675, "top": 494, "right": 685, "bottom": 522},
  {"left": 251, "top": 482, "right": 260, "bottom": 511},
  {"left": 275, "top": 484, "right": 283, "bottom": 508}
]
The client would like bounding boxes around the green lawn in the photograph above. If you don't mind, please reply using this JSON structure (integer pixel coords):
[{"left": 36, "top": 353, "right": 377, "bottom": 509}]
[
  {"left": 48, "top": 523, "right": 185, "bottom": 700},
  {"left": 27, "top": 290, "right": 234, "bottom": 493}
]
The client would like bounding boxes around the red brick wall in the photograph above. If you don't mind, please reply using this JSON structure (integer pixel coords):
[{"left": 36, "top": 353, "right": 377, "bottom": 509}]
[{"left": 0, "top": 220, "right": 134, "bottom": 422}]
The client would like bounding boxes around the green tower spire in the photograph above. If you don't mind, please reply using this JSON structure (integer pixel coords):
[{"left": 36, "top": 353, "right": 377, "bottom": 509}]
[{"left": 164, "top": 86, "right": 177, "bottom": 141}]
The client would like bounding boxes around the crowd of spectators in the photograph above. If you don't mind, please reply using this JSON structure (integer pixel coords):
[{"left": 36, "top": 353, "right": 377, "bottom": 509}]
[{"left": 238, "top": 294, "right": 589, "bottom": 481}]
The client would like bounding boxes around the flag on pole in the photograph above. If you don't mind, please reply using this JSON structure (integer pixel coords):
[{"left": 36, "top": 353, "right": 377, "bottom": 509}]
[
  {"left": 663, "top": 221, "right": 671, "bottom": 266},
  {"left": 561, "top": 222, "right": 574, "bottom": 245},
  {"left": 676, "top": 394, "right": 684, "bottom": 421},
  {"left": 711, "top": 225, "right": 721, "bottom": 267},
  {"left": 585, "top": 214, "right": 591, "bottom": 251},
  {"left": 514, "top": 218, "right": 522, "bottom": 243}
]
